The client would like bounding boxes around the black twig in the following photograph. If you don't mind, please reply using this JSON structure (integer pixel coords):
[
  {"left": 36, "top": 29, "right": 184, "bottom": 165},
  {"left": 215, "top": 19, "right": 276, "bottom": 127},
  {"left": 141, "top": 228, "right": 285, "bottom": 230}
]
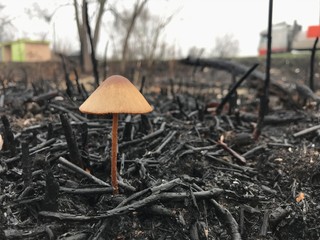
[
  {"left": 192, "top": 184, "right": 241, "bottom": 240},
  {"left": 254, "top": 0, "right": 273, "bottom": 140},
  {"left": 139, "top": 75, "right": 146, "bottom": 94},
  {"left": 1, "top": 115, "right": 16, "bottom": 157},
  {"left": 58, "top": 156, "right": 109, "bottom": 186},
  {"left": 309, "top": 37, "right": 319, "bottom": 91},
  {"left": 59, "top": 54, "right": 74, "bottom": 98},
  {"left": 216, "top": 63, "right": 259, "bottom": 115},
  {"left": 39, "top": 187, "right": 223, "bottom": 220},
  {"left": 21, "top": 141, "right": 32, "bottom": 187},
  {"left": 260, "top": 210, "right": 270, "bottom": 236},
  {"left": 41, "top": 164, "right": 59, "bottom": 212},
  {"left": 59, "top": 114, "right": 83, "bottom": 168}
]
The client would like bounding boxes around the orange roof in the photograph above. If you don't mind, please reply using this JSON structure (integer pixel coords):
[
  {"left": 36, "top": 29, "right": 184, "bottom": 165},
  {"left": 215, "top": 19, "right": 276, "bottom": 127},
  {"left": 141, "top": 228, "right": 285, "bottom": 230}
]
[{"left": 307, "top": 25, "right": 320, "bottom": 38}]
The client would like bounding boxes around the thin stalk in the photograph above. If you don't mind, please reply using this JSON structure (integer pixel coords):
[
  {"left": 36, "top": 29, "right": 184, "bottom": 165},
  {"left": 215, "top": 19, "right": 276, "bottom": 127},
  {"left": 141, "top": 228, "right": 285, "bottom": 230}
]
[
  {"left": 254, "top": 0, "right": 273, "bottom": 140},
  {"left": 111, "top": 113, "right": 119, "bottom": 194},
  {"left": 216, "top": 63, "right": 259, "bottom": 115},
  {"left": 309, "top": 37, "right": 319, "bottom": 91}
]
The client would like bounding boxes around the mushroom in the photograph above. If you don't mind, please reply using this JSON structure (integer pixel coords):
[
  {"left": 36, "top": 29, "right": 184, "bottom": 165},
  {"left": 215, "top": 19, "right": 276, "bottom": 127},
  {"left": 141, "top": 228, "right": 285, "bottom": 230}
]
[{"left": 79, "top": 75, "right": 152, "bottom": 194}]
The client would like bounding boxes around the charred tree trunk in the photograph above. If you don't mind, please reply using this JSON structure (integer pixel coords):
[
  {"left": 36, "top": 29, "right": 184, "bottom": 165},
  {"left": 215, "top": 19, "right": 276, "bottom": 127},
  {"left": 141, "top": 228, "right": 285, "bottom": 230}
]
[{"left": 84, "top": 0, "right": 99, "bottom": 87}]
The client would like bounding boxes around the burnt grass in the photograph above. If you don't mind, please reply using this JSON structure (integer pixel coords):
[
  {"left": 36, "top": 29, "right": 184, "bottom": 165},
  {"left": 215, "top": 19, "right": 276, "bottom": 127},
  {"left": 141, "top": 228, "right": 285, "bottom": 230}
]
[{"left": 1, "top": 56, "right": 320, "bottom": 240}]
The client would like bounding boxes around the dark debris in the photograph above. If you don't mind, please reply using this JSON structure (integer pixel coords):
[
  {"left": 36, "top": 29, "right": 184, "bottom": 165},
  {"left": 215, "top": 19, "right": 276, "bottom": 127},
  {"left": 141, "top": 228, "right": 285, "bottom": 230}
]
[{"left": 1, "top": 59, "right": 320, "bottom": 240}]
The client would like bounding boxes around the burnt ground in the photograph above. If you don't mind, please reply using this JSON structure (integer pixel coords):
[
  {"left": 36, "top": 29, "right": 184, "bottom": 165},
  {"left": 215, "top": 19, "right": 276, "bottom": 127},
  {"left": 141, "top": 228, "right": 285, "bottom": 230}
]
[{"left": 1, "top": 55, "right": 320, "bottom": 240}]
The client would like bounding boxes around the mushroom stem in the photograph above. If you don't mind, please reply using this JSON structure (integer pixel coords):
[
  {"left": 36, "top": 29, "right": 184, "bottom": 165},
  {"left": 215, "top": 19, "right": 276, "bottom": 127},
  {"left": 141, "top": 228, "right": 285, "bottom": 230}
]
[{"left": 111, "top": 113, "right": 119, "bottom": 194}]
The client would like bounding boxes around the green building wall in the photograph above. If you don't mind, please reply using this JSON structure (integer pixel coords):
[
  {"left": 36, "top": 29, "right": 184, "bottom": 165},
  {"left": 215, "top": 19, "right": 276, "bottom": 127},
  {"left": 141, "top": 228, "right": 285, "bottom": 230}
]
[{"left": 11, "top": 41, "right": 25, "bottom": 62}]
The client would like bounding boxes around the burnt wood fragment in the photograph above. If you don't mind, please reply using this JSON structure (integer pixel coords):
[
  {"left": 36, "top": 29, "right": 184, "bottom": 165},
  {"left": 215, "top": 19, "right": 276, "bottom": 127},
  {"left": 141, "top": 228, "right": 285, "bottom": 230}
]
[
  {"left": 193, "top": 184, "right": 241, "bottom": 240},
  {"left": 21, "top": 141, "right": 32, "bottom": 187},
  {"left": 4, "top": 224, "right": 60, "bottom": 239},
  {"left": 39, "top": 187, "right": 223, "bottom": 220},
  {"left": 260, "top": 210, "right": 270, "bottom": 236},
  {"left": 139, "top": 114, "right": 152, "bottom": 134},
  {"left": 73, "top": 68, "right": 88, "bottom": 100},
  {"left": 122, "top": 115, "right": 133, "bottom": 141},
  {"left": 59, "top": 54, "right": 74, "bottom": 98},
  {"left": 240, "top": 111, "right": 305, "bottom": 125},
  {"left": 59, "top": 186, "right": 113, "bottom": 194},
  {"left": 28, "top": 90, "right": 59, "bottom": 104},
  {"left": 216, "top": 63, "right": 259, "bottom": 115},
  {"left": 50, "top": 103, "right": 87, "bottom": 122},
  {"left": 58, "top": 156, "right": 110, "bottom": 187},
  {"left": 209, "top": 138, "right": 246, "bottom": 164},
  {"left": 139, "top": 75, "right": 146, "bottom": 93},
  {"left": 5, "top": 138, "right": 56, "bottom": 164},
  {"left": 205, "top": 153, "right": 256, "bottom": 174},
  {"left": 295, "top": 83, "right": 320, "bottom": 104},
  {"left": 146, "top": 130, "right": 177, "bottom": 156},
  {"left": 41, "top": 165, "right": 59, "bottom": 212},
  {"left": 293, "top": 124, "right": 320, "bottom": 138},
  {"left": 1, "top": 115, "right": 16, "bottom": 157},
  {"left": 179, "top": 57, "right": 296, "bottom": 107},
  {"left": 47, "top": 122, "right": 53, "bottom": 140},
  {"left": 269, "top": 207, "right": 291, "bottom": 231},
  {"left": 120, "top": 122, "right": 166, "bottom": 148},
  {"left": 80, "top": 122, "right": 89, "bottom": 168},
  {"left": 59, "top": 114, "right": 83, "bottom": 168}
]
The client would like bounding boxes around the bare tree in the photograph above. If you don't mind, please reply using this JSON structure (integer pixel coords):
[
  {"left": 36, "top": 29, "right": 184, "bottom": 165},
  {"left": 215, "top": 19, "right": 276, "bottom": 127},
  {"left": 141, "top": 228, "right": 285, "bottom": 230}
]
[
  {"left": 187, "top": 46, "right": 205, "bottom": 58},
  {"left": 26, "top": 1, "right": 70, "bottom": 41},
  {"left": 131, "top": 8, "right": 174, "bottom": 67},
  {"left": 28, "top": 0, "right": 107, "bottom": 73},
  {"left": 110, "top": 0, "right": 148, "bottom": 73},
  {"left": 0, "top": 4, "right": 15, "bottom": 42},
  {"left": 211, "top": 34, "right": 239, "bottom": 58},
  {"left": 54, "top": 38, "right": 74, "bottom": 55},
  {"left": 109, "top": 0, "right": 182, "bottom": 72},
  {"left": 73, "top": 0, "right": 107, "bottom": 73},
  {"left": 27, "top": 2, "right": 70, "bottom": 23}
]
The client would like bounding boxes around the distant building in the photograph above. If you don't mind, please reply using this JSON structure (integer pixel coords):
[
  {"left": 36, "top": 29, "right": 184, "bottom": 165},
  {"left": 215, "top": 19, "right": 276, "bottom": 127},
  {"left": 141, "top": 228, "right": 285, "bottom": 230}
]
[{"left": 0, "top": 39, "right": 51, "bottom": 62}]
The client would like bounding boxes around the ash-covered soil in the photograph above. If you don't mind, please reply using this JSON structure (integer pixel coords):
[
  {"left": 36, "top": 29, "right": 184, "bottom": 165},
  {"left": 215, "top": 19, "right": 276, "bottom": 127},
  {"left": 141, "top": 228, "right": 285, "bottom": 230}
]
[{"left": 1, "top": 55, "right": 320, "bottom": 240}]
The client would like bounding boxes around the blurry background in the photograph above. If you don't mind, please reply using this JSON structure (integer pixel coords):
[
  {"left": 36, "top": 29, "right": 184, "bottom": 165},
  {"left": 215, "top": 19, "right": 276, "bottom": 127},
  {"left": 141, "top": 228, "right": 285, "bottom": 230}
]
[{"left": 1, "top": 0, "right": 319, "bottom": 60}]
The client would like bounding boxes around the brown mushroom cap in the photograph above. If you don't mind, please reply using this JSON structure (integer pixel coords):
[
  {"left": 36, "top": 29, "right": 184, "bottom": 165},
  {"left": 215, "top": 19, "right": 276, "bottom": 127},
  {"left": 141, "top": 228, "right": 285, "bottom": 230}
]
[{"left": 79, "top": 75, "right": 153, "bottom": 114}]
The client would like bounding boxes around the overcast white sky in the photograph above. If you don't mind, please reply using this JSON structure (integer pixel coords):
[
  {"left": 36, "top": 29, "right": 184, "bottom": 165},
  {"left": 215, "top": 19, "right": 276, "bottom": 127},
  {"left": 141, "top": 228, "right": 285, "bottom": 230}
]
[{"left": 2, "top": 0, "right": 320, "bottom": 57}]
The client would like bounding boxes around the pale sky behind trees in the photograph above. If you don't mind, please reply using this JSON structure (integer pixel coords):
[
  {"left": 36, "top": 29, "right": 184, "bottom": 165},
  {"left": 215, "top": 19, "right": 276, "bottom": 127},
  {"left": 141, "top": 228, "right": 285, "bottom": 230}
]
[{"left": 2, "top": 0, "right": 320, "bottom": 57}]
